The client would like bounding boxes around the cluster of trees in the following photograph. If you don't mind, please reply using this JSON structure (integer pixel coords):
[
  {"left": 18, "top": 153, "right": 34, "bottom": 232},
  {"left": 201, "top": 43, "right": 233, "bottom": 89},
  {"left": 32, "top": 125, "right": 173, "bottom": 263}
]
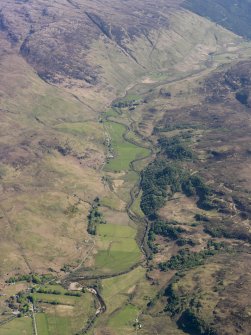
[
  {"left": 7, "top": 291, "right": 32, "bottom": 316},
  {"left": 159, "top": 242, "right": 228, "bottom": 272},
  {"left": 112, "top": 99, "right": 142, "bottom": 108},
  {"left": 140, "top": 132, "right": 220, "bottom": 259},
  {"left": 147, "top": 220, "right": 189, "bottom": 253},
  {"left": 236, "top": 90, "right": 249, "bottom": 106},
  {"left": 182, "top": 175, "right": 215, "bottom": 210},
  {"left": 65, "top": 291, "right": 82, "bottom": 297},
  {"left": 140, "top": 135, "right": 216, "bottom": 254},
  {"left": 6, "top": 273, "right": 53, "bottom": 284},
  {"left": 153, "top": 124, "right": 198, "bottom": 134},
  {"left": 140, "top": 158, "right": 214, "bottom": 219},
  {"left": 153, "top": 220, "right": 184, "bottom": 240},
  {"left": 177, "top": 309, "right": 217, "bottom": 335},
  {"left": 87, "top": 197, "right": 106, "bottom": 235},
  {"left": 35, "top": 287, "right": 61, "bottom": 295},
  {"left": 34, "top": 287, "right": 82, "bottom": 297},
  {"left": 140, "top": 159, "right": 185, "bottom": 218},
  {"left": 205, "top": 220, "right": 251, "bottom": 243},
  {"left": 164, "top": 274, "right": 217, "bottom": 334},
  {"left": 158, "top": 136, "right": 193, "bottom": 160}
]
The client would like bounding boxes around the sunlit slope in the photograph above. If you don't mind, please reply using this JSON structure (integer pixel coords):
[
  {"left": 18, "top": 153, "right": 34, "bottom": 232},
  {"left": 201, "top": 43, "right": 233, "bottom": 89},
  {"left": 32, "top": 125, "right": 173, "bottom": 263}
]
[{"left": 0, "top": 49, "right": 105, "bottom": 277}]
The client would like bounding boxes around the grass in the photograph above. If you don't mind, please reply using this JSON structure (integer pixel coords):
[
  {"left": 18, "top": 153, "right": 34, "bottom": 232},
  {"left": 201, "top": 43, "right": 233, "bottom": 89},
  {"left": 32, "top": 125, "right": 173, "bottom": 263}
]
[
  {"left": 105, "top": 121, "right": 149, "bottom": 172},
  {"left": 100, "top": 194, "right": 126, "bottom": 211},
  {"left": 126, "top": 130, "right": 148, "bottom": 147},
  {"left": 131, "top": 191, "right": 145, "bottom": 218},
  {"left": 40, "top": 311, "right": 72, "bottom": 335},
  {"left": 32, "top": 293, "right": 81, "bottom": 305},
  {"left": 113, "top": 171, "right": 139, "bottom": 204},
  {"left": 108, "top": 304, "right": 139, "bottom": 329},
  {"left": 36, "top": 313, "right": 50, "bottom": 335},
  {"left": 102, "top": 267, "right": 146, "bottom": 314},
  {"left": 93, "top": 267, "right": 158, "bottom": 334},
  {"left": 95, "top": 224, "right": 142, "bottom": 273},
  {"left": 35, "top": 291, "right": 95, "bottom": 335},
  {"left": 54, "top": 121, "right": 104, "bottom": 143},
  {"left": 97, "top": 224, "right": 136, "bottom": 238},
  {"left": 0, "top": 317, "right": 33, "bottom": 335},
  {"left": 104, "top": 108, "right": 120, "bottom": 118}
]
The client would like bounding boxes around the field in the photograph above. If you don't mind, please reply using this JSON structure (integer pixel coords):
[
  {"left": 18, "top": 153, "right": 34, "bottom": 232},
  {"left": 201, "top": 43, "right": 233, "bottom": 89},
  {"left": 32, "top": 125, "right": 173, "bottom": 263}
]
[
  {"left": 91, "top": 266, "right": 160, "bottom": 334},
  {"left": 95, "top": 224, "right": 142, "bottom": 274},
  {"left": 104, "top": 122, "right": 150, "bottom": 172},
  {"left": 108, "top": 304, "right": 139, "bottom": 330},
  {"left": 33, "top": 290, "right": 95, "bottom": 335},
  {"left": 36, "top": 314, "right": 50, "bottom": 335},
  {"left": 36, "top": 311, "right": 73, "bottom": 335},
  {"left": 0, "top": 317, "right": 33, "bottom": 335},
  {"left": 102, "top": 267, "right": 146, "bottom": 313}
]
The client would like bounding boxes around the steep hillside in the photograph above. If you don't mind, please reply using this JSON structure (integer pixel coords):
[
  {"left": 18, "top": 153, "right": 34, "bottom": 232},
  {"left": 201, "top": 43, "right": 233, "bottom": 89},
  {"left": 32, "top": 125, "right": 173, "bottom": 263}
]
[{"left": 0, "top": 0, "right": 244, "bottom": 100}]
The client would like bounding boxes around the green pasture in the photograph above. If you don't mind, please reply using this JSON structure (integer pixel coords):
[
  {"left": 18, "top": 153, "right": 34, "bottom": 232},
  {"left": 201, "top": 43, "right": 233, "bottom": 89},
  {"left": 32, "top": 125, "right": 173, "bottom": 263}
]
[
  {"left": 36, "top": 313, "right": 50, "bottom": 335},
  {"left": 35, "top": 291, "right": 94, "bottom": 335},
  {"left": 102, "top": 267, "right": 146, "bottom": 314},
  {"left": 37, "top": 312, "right": 72, "bottom": 335},
  {"left": 95, "top": 224, "right": 142, "bottom": 273},
  {"left": 108, "top": 304, "right": 139, "bottom": 329},
  {"left": 105, "top": 122, "right": 149, "bottom": 172},
  {"left": 0, "top": 317, "right": 33, "bottom": 335}
]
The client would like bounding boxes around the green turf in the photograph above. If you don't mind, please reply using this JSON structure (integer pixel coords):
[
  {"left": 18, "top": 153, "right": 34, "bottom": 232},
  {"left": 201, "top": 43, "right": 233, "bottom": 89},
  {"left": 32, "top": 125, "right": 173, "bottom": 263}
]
[
  {"left": 105, "top": 108, "right": 120, "bottom": 118},
  {"left": 0, "top": 317, "right": 33, "bottom": 335},
  {"left": 97, "top": 224, "right": 136, "bottom": 238},
  {"left": 108, "top": 304, "right": 139, "bottom": 329},
  {"left": 102, "top": 267, "right": 146, "bottom": 314},
  {"left": 95, "top": 224, "right": 142, "bottom": 273},
  {"left": 45, "top": 312, "right": 72, "bottom": 335},
  {"left": 36, "top": 313, "right": 50, "bottom": 335},
  {"left": 105, "top": 122, "right": 149, "bottom": 172},
  {"left": 35, "top": 291, "right": 95, "bottom": 335}
]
